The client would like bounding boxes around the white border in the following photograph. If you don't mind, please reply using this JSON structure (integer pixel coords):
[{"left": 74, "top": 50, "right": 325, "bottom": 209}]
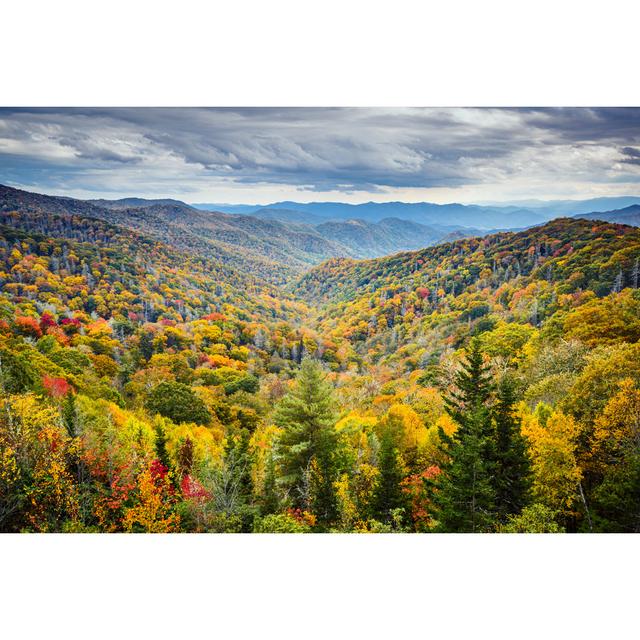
[
  {"left": 2, "top": 0, "right": 640, "bottom": 106},
  {"left": 1, "top": 533, "right": 638, "bottom": 639},
  {"left": 1, "top": 1, "right": 639, "bottom": 637}
]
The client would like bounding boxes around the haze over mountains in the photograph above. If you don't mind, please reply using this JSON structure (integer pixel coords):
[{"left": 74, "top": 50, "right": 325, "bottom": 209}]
[
  {"left": 574, "top": 204, "right": 640, "bottom": 227},
  {"left": 192, "top": 195, "right": 640, "bottom": 229},
  {"left": 194, "top": 200, "right": 549, "bottom": 228},
  {"left": 480, "top": 196, "right": 640, "bottom": 216}
]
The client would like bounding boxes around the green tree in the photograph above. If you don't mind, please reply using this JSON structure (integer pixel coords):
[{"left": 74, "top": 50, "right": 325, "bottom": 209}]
[
  {"left": 433, "top": 340, "right": 496, "bottom": 532},
  {"left": 153, "top": 418, "right": 171, "bottom": 470},
  {"left": 493, "top": 376, "right": 532, "bottom": 522},
  {"left": 145, "top": 381, "right": 211, "bottom": 425},
  {"left": 226, "top": 428, "right": 256, "bottom": 529},
  {"left": 591, "top": 458, "right": 640, "bottom": 532},
  {"left": 274, "top": 358, "right": 338, "bottom": 525},
  {"left": 61, "top": 392, "right": 78, "bottom": 438}
]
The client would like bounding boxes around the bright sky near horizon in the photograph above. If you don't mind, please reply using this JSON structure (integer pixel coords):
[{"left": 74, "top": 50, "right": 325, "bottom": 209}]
[{"left": 1, "top": 107, "right": 639, "bottom": 205}]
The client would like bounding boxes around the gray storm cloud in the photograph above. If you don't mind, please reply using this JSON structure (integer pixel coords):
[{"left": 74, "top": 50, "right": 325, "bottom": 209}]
[{"left": 0, "top": 107, "right": 639, "bottom": 200}]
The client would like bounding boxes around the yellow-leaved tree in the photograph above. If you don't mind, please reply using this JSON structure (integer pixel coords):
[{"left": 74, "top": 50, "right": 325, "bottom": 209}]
[
  {"left": 592, "top": 378, "right": 640, "bottom": 466},
  {"left": 521, "top": 403, "right": 583, "bottom": 519},
  {"left": 122, "top": 460, "right": 180, "bottom": 533}
]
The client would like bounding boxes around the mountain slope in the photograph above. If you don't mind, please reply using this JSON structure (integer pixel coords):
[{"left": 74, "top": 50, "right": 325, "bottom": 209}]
[
  {"left": 293, "top": 218, "right": 640, "bottom": 365},
  {"left": 296, "top": 218, "right": 640, "bottom": 304},
  {"left": 314, "top": 217, "right": 445, "bottom": 258},
  {"left": 249, "top": 211, "right": 467, "bottom": 258},
  {"left": 89, "top": 196, "right": 189, "bottom": 209},
  {"left": 0, "top": 213, "right": 304, "bottom": 328},
  {"left": 575, "top": 204, "right": 640, "bottom": 227},
  {"left": 0, "top": 184, "right": 351, "bottom": 283},
  {"left": 252, "top": 207, "right": 327, "bottom": 225}
]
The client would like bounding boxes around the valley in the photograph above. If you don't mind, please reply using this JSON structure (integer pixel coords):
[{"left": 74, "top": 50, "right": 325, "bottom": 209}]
[{"left": 1, "top": 183, "right": 640, "bottom": 533}]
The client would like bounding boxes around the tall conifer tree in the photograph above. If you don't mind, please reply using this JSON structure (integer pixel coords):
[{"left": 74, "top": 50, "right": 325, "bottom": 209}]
[
  {"left": 274, "top": 358, "right": 338, "bottom": 525},
  {"left": 433, "top": 339, "right": 496, "bottom": 532},
  {"left": 492, "top": 376, "right": 531, "bottom": 522}
]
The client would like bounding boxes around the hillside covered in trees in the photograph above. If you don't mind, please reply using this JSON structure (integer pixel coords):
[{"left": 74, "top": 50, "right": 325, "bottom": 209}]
[{"left": 1, "top": 186, "right": 640, "bottom": 533}]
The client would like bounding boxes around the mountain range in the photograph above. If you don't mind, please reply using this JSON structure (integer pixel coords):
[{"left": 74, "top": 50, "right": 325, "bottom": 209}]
[
  {"left": 3, "top": 184, "right": 640, "bottom": 285},
  {"left": 192, "top": 195, "right": 640, "bottom": 229},
  {"left": 0, "top": 185, "right": 484, "bottom": 276},
  {"left": 194, "top": 200, "right": 549, "bottom": 228},
  {"left": 575, "top": 204, "right": 640, "bottom": 227}
]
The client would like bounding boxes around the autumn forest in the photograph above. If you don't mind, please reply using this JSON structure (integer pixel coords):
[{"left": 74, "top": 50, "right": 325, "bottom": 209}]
[{"left": 1, "top": 182, "right": 639, "bottom": 533}]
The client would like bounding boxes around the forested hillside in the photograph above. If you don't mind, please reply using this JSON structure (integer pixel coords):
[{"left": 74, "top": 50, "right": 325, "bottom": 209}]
[
  {"left": 294, "top": 218, "right": 640, "bottom": 362},
  {"left": 1, "top": 186, "right": 640, "bottom": 533},
  {"left": 313, "top": 217, "right": 464, "bottom": 258},
  {"left": 0, "top": 184, "right": 350, "bottom": 283}
]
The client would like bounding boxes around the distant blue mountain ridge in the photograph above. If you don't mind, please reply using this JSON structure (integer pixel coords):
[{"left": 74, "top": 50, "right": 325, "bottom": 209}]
[{"left": 192, "top": 196, "right": 640, "bottom": 229}]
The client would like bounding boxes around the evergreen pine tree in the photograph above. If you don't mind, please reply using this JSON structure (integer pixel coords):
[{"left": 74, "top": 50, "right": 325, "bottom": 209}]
[
  {"left": 153, "top": 419, "right": 171, "bottom": 471},
  {"left": 274, "top": 358, "right": 338, "bottom": 525},
  {"left": 493, "top": 376, "right": 532, "bottom": 522},
  {"left": 433, "top": 339, "right": 496, "bottom": 532},
  {"left": 61, "top": 392, "right": 77, "bottom": 438}
]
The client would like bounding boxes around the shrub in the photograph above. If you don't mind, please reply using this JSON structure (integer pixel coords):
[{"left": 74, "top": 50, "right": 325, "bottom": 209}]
[{"left": 252, "top": 513, "right": 310, "bottom": 533}]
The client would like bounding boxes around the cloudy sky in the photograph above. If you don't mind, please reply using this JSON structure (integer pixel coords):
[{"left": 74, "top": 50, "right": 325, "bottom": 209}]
[{"left": 1, "top": 107, "right": 639, "bottom": 204}]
